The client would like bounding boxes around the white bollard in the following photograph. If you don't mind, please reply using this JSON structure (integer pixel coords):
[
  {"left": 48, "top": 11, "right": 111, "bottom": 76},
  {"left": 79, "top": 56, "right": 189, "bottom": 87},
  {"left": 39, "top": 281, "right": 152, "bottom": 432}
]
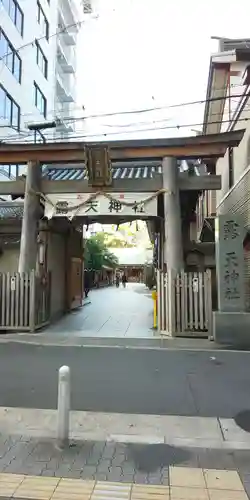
[{"left": 57, "top": 365, "right": 70, "bottom": 449}]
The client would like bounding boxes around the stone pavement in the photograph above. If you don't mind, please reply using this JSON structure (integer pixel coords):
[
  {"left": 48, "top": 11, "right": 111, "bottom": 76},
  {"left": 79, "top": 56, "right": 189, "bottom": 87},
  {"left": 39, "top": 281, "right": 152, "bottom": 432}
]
[
  {"left": 31, "top": 283, "right": 154, "bottom": 339},
  {"left": 0, "top": 409, "right": 250, "bottom": 496},
  {"left": 2, "top": 408, "right": 250, "bottom": 451}
]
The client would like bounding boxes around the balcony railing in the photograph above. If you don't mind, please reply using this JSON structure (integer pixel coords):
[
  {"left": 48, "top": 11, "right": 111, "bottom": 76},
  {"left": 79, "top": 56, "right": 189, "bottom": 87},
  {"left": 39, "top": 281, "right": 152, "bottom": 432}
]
[
  {"left": 56, "top": 66, "right": 75, "bottom": 102},
  {"left": 57, "top": 39, "right": 76, "bottom": 73}
]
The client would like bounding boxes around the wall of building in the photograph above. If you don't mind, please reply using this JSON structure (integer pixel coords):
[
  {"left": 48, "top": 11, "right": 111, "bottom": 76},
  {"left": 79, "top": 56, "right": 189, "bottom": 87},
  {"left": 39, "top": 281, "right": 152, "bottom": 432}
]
[
  {"left": 217, "top": 127, "right": 250, "bottom": 310},
  {"left": 0, "top": 0, "right": 82, "bottom": 142},
  {"left": 0, "top": 246, "right": 19, "bottom": 273},
  {"left": 47, "top": 231, "right": 66, "bottom": 319},
  {"left": 216, "top": 106, "right": 250, "bottom": 206},
  {"left": 0, "top": 0, "right": 58, "bottom": 141}
]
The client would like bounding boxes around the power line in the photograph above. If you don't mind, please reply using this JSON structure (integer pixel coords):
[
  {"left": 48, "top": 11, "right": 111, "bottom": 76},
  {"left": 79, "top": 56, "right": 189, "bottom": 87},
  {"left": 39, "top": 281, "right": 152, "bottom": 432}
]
[
  {"left": 1, "top": 90, "right": 249, "bottom": 143},
  {"left": 0, "top": 94, "right": 244, "bottom": 141},
  {"left": 24, "top": 92, "right": 250, "bottom": 133},
  {"left": 3, "top": 115, "right": 248, "bottom": 144},
  {"left": 0, "top": 6, "right": 248, "bottom": 137},
  {"left": 0, "top": 43, "right": 247, "bottom": 123},
  {"left": 0, "top": 13, "right": 99, "bottom": 63},
  {"left": 10, "top": 83, "right": 248, "bottom": 124},
  {"left": 0, "top": 103, "right": 238, "bottom": 138},
  {"left": 66, "top": 91, "right": 248, "bottom": 122}
]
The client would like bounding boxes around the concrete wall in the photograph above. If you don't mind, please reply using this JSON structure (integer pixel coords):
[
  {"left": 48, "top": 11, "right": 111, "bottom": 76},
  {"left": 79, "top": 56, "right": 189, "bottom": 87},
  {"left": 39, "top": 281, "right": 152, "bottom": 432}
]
[
  {"left": 0, "top": 247, "right": 19, "bottom": 273},
  {"left": 0, "top": 226, "right": 83, "bottom": 319},
  {"left": 47, "top": 231, "right": 66, "bottom": 320}
]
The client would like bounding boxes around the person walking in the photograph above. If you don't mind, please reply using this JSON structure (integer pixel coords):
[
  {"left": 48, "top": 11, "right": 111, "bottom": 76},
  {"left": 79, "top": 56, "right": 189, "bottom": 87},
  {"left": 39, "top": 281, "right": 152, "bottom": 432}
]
[
  {"left": 121, "top": 273, "right": 127, "bottom": 288},
  {"left": 84, "top": 271, "right": 90, "bottom": 298},
  {"left": 115, "top": 272, "right": 120, "bottom": 288}
]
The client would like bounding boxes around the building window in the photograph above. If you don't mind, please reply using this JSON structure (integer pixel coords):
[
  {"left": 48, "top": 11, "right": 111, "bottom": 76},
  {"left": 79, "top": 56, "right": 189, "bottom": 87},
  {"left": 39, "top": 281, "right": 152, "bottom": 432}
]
[
  {"left": 34, "top": 82, "right": 47, "bottom": 117},
  {"left": 35, "top": 41, "right": 48, "bottom": 78},
  {"left": 1, "top": 0, "right": 24, "bottom": 35},
  {"left": 228, "top": 147, "right": 234, "bottom": 189},
  {"left": 0, "top": 85, "right": 20, "bottom": 129},
  {"left": 37, "top": 1, "right": 49, "bottom": 40},
  {"left": 0, "top": 29, "right": 22, "bottom": 82}
]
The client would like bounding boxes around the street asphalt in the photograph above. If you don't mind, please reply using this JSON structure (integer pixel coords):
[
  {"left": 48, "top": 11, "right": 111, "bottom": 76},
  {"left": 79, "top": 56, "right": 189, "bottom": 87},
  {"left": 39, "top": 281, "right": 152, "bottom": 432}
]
[{"left": 0, "top": 342, "right": 250, "bottom": 418}]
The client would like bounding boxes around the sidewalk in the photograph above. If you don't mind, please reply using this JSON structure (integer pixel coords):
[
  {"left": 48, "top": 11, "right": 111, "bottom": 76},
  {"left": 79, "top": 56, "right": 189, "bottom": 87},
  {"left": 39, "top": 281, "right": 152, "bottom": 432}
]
[
  {"left": 0, "top": 468, "right": 249, "bottom": 499},
  {"left": 0, "top": 408, "right": 250, "bottom": 497},
  {"left": 1, "top": 408, "right": 250, "bottom": 450},
  {"left": 0, "top": 440, "right": 249, "bottom": 498}
]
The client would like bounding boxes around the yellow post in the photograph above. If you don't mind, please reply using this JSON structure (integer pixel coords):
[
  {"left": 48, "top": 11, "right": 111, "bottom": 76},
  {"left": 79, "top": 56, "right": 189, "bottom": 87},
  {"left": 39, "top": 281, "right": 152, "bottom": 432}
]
[{"left": 152, "top": 290, "right": 157, "bottom": 329}]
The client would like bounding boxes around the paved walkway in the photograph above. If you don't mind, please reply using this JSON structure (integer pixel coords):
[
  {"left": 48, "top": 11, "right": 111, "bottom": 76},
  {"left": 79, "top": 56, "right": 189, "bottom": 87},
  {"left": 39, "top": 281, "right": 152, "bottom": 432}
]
[
  {"left": 2, "top": 407, "right": 250, "bottom": 450},
  {"left": 44, "top": 283, "right": 154, "bottom": 339},
  {"left": 0, "top": 468, "right": 249, "bottom": 499}
]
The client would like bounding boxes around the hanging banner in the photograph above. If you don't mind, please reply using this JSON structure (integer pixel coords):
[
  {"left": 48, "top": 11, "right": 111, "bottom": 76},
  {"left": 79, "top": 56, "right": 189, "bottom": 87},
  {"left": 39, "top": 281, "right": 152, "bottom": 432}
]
[{"left": 44, "top": 192, "right": 158, "bottom": 219}]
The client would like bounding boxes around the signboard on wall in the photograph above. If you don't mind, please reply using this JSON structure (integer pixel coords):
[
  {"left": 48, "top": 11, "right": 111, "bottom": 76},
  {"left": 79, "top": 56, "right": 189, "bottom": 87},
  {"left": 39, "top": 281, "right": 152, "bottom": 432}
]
[{"left": 44, "top": 193, "right": 158, "bottom": 219}]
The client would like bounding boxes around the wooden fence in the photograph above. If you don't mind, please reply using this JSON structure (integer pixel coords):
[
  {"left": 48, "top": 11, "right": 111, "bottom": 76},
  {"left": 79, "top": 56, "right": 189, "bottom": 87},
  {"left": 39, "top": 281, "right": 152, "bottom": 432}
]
[
  {"left": 157, "top": 269, "right": 212, "bottom": 338},
  {"left": 0, "top": 271, "right": 51, "bottom": 332}
]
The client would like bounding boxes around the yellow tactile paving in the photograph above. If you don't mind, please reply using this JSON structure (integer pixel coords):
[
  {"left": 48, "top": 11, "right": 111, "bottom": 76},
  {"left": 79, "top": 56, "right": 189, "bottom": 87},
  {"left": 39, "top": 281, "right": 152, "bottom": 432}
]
[
  {"left": 14, "top": 475, "right": 60, "bottom": 500},
  {"left": 0, "top": 468, "right": 248, "bottom": 500},
  {"left": 204, "top": 469, "right": 245, "bottom": 490},
  {"left": 0, "top": 473, "right": 24, "bottom": 497},
  {"left": 169, "top": 467, "right": 206, "bottom": 488},
  {"left": 131, "top": 484, "right": 169, "bottom": 499}
]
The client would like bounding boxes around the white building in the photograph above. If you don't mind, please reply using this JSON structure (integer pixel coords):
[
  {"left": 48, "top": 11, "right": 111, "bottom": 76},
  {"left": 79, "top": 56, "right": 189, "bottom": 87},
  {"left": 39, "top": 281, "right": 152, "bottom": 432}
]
[
  {"left": 196, "top": 38, "right": 250, "bottom": 307},
  {"left": 0, "top": 0, "right": 90, "bottom": 149}
]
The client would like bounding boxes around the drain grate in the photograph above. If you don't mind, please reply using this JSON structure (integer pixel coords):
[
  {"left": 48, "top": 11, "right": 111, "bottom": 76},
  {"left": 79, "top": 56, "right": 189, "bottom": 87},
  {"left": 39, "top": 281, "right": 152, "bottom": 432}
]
[{"left": 234, "top": 409, "right": 250, "bottom": 433}]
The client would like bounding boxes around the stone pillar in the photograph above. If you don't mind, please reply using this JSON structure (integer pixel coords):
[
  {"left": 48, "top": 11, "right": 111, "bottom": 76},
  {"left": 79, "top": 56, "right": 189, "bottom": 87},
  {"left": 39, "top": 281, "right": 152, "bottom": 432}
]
[
  {"left": 18, "top": 161, "right": 41, "bottom": 273},
  {"left": 215, "top": 214, "right": 245, "bottom": 312},
  {"left": 162, "top": 157, "right": 183, "bottom": 272},
  {"left": 213, "top": 214, "right": 250, "bottom": 345}
]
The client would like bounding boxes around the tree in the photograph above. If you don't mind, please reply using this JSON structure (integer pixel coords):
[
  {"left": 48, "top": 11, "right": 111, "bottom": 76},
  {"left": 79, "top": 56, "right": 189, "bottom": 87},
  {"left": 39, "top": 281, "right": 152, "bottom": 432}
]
[
  {"left": 102, "top": 233, "right": 134, "bottom": 248},
  {"left": 84, "top": 234, "right": 118, "bottom": 270}
]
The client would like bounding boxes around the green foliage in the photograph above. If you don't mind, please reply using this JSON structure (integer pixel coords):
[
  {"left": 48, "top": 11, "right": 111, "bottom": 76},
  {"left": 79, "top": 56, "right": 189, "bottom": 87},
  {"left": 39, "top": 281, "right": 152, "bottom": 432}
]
[
  {"left": 102, "top": 232, "right": 134, "bottom": 248},
  {"left": 84, "top": 234, "right": 119, "bottom": 270}
]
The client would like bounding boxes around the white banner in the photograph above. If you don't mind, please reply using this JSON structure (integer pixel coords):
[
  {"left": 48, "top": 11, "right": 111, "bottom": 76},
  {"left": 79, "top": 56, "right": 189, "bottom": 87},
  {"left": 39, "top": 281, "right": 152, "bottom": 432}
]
[{"left": 44, "top": 192, "right": 158, "bottom": 219}]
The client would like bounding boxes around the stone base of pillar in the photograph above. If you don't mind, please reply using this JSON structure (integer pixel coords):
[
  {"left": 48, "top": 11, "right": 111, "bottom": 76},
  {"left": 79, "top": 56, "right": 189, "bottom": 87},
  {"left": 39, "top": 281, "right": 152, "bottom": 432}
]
[{"left": 213, "top": 311, "right": 250, "bottom": 346}]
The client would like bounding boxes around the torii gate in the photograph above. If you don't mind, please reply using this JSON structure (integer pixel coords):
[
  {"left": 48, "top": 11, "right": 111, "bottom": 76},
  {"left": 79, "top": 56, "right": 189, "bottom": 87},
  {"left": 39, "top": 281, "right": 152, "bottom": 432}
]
[{"left": 0, "top": 129, "right": 245, "bottom": 327}]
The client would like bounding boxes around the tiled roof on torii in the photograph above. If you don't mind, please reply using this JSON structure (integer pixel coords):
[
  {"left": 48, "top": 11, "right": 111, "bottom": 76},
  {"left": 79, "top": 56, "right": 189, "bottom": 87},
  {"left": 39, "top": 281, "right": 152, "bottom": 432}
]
[
  {"left": 43, "top": 161, "right": 163, "bottom": 181},
  {"left": 42, "top": 160, "right": 208, "bottom": 181}
]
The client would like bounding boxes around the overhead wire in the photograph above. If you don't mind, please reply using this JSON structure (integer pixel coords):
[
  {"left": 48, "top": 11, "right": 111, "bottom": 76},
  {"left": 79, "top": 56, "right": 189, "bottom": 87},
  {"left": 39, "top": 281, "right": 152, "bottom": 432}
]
[
  {"left": 2, "top": 115, "right": 248, "bottom": 144},
  {"left": 0, "top": 4, "right": 249, "bottom": 140},
  {"left": 1, "top": 86, "right": 249, "bottom": 143},
  {"left": 0, "top": 88, "right": 248, "bottom": 143},
  {"left": 0, "top": 12, "right": 98, "bottom": 63},
  {"left": 0, "top": 82, "right": 247, "bottom": 124},
  {"left": 0, "top": 12, "right": 247, "bottom": 125}
]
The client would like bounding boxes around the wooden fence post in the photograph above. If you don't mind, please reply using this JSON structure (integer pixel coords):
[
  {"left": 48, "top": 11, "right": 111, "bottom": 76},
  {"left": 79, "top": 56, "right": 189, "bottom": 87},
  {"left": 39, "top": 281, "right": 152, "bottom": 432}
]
[
  {"left": 168, "top": 269, "right": 176, "bottom": 336},
  {"left": 29, "top": 270, "right": 36, "bottom": 332}
]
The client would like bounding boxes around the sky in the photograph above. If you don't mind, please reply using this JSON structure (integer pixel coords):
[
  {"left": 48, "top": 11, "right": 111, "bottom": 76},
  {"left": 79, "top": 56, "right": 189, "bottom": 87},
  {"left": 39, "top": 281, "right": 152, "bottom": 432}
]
[{"left": 76, "top": 0, "right": 250, "bottom": 141}]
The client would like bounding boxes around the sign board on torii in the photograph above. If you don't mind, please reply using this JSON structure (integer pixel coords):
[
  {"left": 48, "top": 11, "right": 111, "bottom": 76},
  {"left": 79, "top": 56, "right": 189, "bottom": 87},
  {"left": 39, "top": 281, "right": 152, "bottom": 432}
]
[
  {"left": 85, "top": 147, "right": 112, "bottom": 187},
  {"left": 44, "top": 193, "right": 158, "bottom": 220}
]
